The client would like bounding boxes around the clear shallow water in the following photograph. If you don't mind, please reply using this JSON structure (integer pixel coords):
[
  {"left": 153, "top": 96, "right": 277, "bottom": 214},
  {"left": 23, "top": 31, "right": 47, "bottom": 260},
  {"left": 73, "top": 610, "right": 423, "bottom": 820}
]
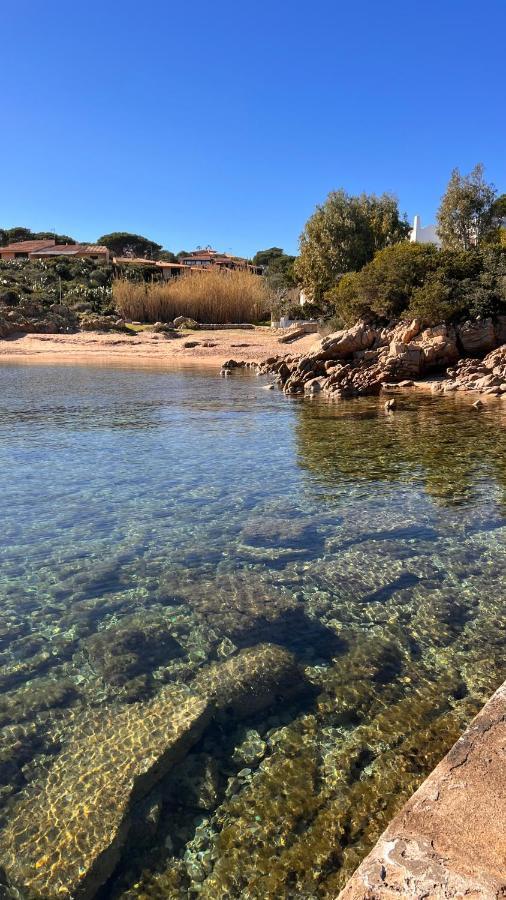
[{"left": 0, "top": 363, "right": 505, "bottom": 897}]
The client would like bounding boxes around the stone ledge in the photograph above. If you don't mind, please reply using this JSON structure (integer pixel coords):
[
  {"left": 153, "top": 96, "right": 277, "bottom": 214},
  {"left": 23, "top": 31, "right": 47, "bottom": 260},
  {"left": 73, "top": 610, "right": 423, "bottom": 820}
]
[{"left": 338, "top": 680, "right": 506, "bottom": 898}]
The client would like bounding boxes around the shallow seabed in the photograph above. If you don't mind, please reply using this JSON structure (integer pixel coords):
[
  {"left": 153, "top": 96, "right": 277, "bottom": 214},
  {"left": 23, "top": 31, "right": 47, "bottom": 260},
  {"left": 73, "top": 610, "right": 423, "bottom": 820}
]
[{"left": 0, "top": 363, "right": 505, "bottom": 898}]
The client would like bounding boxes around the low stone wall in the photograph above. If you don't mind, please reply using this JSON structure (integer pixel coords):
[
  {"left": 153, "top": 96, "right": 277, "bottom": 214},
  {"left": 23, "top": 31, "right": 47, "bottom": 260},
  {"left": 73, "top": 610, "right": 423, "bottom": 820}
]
[
  {"left": 194, "top": 323, "right": 256, "bottom": 330},
  {"left": 338, "top": 680, "right": 506, "bottom": 898}
]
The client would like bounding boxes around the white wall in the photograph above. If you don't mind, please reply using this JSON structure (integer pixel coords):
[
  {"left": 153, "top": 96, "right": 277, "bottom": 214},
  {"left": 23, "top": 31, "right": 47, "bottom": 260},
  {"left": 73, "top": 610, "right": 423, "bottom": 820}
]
[{"left": 410, "top": 215, "right": 441, "bottom": 247}]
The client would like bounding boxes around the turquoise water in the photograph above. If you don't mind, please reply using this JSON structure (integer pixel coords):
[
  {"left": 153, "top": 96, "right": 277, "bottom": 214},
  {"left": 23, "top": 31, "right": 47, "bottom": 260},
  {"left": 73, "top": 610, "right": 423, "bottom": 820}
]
[{"left": 0, "top": 363, "right": 505, "bottom": 897}]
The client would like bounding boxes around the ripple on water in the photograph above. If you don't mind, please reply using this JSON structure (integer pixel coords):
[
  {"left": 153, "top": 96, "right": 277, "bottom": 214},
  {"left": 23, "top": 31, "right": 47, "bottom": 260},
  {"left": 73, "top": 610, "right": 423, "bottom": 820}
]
[{"left": 0, "top": 364, "right": 505, "bottom": 898}]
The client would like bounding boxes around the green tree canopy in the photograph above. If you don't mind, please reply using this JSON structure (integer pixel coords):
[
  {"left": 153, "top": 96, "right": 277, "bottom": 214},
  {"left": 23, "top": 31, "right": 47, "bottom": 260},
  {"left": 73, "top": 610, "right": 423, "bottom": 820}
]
[
  {"left": 328, "top": 243, "right": 440, "bottom": 323},
  {"left": 158, "top": 250, "right": 178, "bottom": 262},
  {"left": 491, "top": 193, "right": 506, "bottom": 220},
  {"left": 436, "top": 164, "right": 497, "bottom": 250},
  {"left": 0, "top": 227, "right": 75, "bottom": 246},
  {"left": 294, "top": 191, "right": 410, "bottom": 302},
  {"left": 328, "top": 242, "right": 506, "bottom": 326},
  {"left": 252, "top": 247, "right": 285, "bottom": 267},
  {"left": 96, "top": 232, "right": 162, "bottom": 259}
]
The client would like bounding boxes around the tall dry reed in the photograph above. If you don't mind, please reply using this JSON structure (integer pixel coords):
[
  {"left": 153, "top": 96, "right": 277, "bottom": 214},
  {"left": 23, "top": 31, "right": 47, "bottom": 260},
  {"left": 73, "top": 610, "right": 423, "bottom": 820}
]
[{"left": 113, "top": 269, "right": 269, "bottom": 324}]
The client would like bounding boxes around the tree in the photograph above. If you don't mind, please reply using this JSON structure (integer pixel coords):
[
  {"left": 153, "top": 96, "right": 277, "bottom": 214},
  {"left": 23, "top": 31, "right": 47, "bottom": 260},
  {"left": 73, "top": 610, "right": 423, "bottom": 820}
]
[
  {"left": 0, "top": 227, "right": 76, "bottom": 246},
  {"left": 96, "top": 232, "right": 162, "bottom": 259},
  {"left": 327, "top": 241, "right": 506, "bottom": 326},
  {"left": 3, "top": 227, "right": 33, "bottom": 244},
  {"left": 158, "top": 250, "right": 178, "bottom": 262},
  {"left": 294, "top": 191, "right": 410, "bottom": 302},
  {"left": 437, "top": 164, "right": 497, "bottom": 250},
  {"left": 35, "top": 231, "right": 76, "bottom": 245},
  {"left": 491, "top": 193, "right": 506, "bottom": 220},
  {"left": 252, "top": 247, "right": 284, "bottom": 268},
  {"left": 328, "top": 243, "right": 439, "bottom": 323}
]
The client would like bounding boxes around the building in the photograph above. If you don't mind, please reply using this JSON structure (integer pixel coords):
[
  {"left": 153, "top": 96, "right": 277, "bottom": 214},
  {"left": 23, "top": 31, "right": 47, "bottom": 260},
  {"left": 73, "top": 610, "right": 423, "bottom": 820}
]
[
  {"left": 409, "top": 216, "right": 441, "bottom": 247},
  {"left": 28, "top": 243, "right": 110, "bottom": 263},
  {"left": 180, "top": 249, "right": 262, "bottom": 274},
  {"left": 0, "top": 240, "right": 110, "bottom": 264},
  {"left": 112, "top": 257, "right": 197, "bottom": 280},
  {"left": 0, "top": 239, "right": 57, "bottom": 260}
]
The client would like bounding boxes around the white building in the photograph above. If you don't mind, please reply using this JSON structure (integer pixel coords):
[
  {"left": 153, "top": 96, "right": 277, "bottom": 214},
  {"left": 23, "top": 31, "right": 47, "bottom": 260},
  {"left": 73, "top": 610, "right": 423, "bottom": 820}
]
[{"left": 410, "top": 215, "right": 441, "bottom": 247}]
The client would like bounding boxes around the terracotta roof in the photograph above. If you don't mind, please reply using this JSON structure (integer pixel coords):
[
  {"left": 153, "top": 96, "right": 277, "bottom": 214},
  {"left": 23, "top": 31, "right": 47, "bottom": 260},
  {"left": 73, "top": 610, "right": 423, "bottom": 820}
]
[
  {"left": 33, "top": 244, "right": 109, "bottom": 257},
  {"left": 113, "top": 256, "right": 159, "bottom": 265},
  {"left": 156, "top": 261, "right": 185, "bottom": 268},
  {"left": 0, "top": 239, "right": 56, "bottom": 253}
]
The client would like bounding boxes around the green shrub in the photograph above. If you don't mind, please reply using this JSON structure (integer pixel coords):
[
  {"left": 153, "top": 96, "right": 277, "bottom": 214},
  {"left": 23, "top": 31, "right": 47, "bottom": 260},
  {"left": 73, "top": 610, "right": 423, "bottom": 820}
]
[
  {"left": 409, "top": 247, "right": 506, "bottom": 322},
  {"left": 326, "top": 242, "right": 506, "bottom": 326},
  {"left": 0, "top": 258, "right": 114, "bottom": 315},
  {"left": 327, "top": 243, "right": 439, "bottom": 324},
  {"left": 0, "top": 289, "right": 19, "bottom": 306}
]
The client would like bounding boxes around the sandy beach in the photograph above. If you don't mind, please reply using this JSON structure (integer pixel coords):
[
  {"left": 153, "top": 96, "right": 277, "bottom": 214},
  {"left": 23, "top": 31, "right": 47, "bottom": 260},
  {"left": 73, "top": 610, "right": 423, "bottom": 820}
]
[{"left": 0, "top": 327, "right": 318, "bottom": 369}]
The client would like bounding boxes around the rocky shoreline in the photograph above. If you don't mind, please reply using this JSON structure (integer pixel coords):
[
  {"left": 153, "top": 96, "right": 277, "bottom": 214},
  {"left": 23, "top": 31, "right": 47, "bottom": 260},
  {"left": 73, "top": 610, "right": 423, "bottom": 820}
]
[
  {"left": 339, "top": 679, "right": 506, "bottom": 898},
  {"left": 229, "top": 316, "right": 506, "bottom": 402}
]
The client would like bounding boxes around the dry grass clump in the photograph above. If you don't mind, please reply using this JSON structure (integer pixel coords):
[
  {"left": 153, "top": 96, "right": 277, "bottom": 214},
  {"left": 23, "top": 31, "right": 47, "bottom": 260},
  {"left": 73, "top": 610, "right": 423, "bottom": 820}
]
[{"left": 113, "top": 269, "right": 269, "bottom": 324}]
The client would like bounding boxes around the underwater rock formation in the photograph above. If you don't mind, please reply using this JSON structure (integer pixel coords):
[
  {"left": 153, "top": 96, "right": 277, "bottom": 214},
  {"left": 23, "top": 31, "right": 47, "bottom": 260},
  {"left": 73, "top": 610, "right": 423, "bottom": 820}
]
[
  {"left": 194, "top": 643, "right": 306, "bottom": 719},
  {"left": 85, "top": 613, "right": 183, "bottom": 687},
  {"left": 0, "top": 685, "right": 212, "bottom": 899}
]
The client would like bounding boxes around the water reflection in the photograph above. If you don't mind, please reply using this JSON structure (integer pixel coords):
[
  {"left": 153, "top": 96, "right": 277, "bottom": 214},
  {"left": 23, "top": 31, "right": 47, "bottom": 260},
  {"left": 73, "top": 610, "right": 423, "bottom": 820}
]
[{"left": 295, "top": 393, "right": 506, "bottom": 507}]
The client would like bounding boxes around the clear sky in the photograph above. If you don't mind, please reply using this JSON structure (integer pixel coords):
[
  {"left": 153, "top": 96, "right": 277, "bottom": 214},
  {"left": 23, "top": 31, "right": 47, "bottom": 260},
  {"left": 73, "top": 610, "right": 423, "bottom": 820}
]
[{"left": 1, "top": 0, "right": 504, "bottom": 257}]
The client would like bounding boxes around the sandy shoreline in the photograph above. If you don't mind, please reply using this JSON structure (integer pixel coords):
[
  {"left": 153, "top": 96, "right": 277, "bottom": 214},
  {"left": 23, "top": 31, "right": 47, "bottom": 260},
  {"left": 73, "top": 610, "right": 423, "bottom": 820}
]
[{"left": 0, "top": 328, "right": 318, "bottom": 369}]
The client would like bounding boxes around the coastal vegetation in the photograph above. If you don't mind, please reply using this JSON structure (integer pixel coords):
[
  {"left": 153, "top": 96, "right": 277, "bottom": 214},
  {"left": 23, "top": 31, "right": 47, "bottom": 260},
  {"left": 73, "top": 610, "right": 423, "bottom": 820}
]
[
  {"left": 1, "top": 163, "right": 504, "bottom": 335},
  {"left": 113, "top": 268, "right": 269, "bottom": 324},
  {"left": 294, "top": 191, "right": 411, "bottom": 303},
  {"left": 436, "top": 163, "right": 500, "bottom": 250},
  {"left": 0, "top": 226, "right": 76, "bottom": 246},
  {"left": 97, "top": 231, "right": 165, "bottom": 260},
  {"left": 291, "top": 164, "right": 506, "bottom": 329},
  {"left": 327, "top": 243, "right": 506, "bottom": 326},
  {"left": 0, "top": 257, "right": 115, "bottom": 313}
]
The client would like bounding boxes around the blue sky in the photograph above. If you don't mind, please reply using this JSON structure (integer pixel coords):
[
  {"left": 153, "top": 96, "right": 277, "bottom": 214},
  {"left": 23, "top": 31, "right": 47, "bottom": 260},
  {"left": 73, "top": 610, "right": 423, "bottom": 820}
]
[{"left": 1, "top": 0, "right": 504, "bottom": 257}]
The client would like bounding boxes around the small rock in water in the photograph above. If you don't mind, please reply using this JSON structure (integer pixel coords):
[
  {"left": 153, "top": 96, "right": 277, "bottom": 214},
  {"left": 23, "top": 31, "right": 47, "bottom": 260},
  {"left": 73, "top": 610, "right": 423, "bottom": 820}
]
[
  {"left": 262, "top": 383, "right": 275, "bottom": 390},
  {"left": 384, "top": 398, "right": 396, "bottom": 411},
  {"left": 232, "top": 729, "right": 267, "bottom": 767},
  {"left": 473, "top": 398, "right": 484, "bottom": 410}
]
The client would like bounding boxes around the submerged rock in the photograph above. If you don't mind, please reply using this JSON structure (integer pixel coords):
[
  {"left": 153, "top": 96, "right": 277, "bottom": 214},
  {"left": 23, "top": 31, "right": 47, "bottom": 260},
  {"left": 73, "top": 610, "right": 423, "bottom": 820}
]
[
  {"left": 240, "top": 516, "right": 317, "bottom": 550},
  {"left": 193, "top": 643, "right": 306, "bottom": 719},
  {"left": 0, "top": 685, "right": 212, "bottom": 900},
  {"left": 168, "top": 752, "right": 221, "bottom": 811},
  {"left": 85, "top": 614, "right": 183, "bottom": 688}
]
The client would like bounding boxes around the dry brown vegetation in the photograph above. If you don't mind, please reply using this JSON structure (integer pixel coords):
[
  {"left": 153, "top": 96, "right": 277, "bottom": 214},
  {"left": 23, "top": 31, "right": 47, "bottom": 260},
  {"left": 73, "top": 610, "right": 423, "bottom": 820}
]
[{"left": 113, "top": 269, "right": 270, "bottom": 324}]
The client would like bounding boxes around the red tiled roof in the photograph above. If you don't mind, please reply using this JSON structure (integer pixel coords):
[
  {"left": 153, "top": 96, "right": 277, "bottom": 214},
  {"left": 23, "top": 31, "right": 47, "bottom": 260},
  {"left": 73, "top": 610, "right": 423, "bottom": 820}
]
[
  {"left": 156, "top": 261, "right": 185, "bottom": 268},
  {"left": 0, "top": 239, "right": 56, "bottom": 253},
  {"left": 33, "top": 244, "right": 109, "bottom": 256},
  {"left": 113, "top": 256, "right": 159, "bottom": 265}
]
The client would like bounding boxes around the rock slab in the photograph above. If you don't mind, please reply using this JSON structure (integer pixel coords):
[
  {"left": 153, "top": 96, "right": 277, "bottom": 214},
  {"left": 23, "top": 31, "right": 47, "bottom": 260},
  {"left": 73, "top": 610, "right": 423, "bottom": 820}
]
[
  {"left": 194, "top": 642, "right": 305, "bottom": 719},
  {"left": 0, "top": 686, "right": 212, "bottom": 899},
  {"left": 338, "top": 680, "right": 506, "bottom": 899}
]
